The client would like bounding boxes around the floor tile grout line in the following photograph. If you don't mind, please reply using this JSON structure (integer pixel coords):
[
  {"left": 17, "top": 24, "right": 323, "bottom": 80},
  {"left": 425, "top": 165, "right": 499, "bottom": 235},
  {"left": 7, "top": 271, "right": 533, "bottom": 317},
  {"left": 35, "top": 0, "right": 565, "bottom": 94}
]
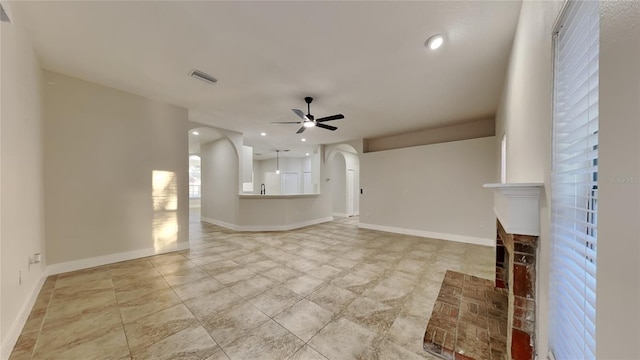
[{"left": 14, "top": 217, "right": 494, "bottom": 359}]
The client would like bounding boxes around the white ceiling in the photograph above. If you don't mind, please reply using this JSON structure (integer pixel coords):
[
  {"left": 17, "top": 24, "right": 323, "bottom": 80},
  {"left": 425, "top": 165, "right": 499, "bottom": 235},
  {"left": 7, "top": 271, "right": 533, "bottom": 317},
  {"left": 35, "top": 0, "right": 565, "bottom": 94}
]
[{"left": 12, "top": 1, "right": 521, "bottom": 154}]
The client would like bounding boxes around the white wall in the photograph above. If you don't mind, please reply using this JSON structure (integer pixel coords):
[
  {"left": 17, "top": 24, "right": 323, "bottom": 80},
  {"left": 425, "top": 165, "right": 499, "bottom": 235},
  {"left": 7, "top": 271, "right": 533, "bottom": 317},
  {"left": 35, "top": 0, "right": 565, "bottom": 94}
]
[
  {"left": 200, "top": 138, "right": 239, "bottom": 225},
  {"left": 254, "top": 157, "right": 317, "bottom": 195},
  {"left": 360, "top": 137, "right": 497, "bottom": 244},
  {"left": 496, "top": 1, "right": 640, "bottom": 358},
  {"left": 0, "top": 11, "right": 46, "bottom": 355},
  {"left": 494, "top": 1, "right": 562, "bottom": 356},
  {"left": 330, "top": 153, "right": 347, "bottom": 215},
  {"left": 44, "top": 71, "right": 190, "bottom": 265}
]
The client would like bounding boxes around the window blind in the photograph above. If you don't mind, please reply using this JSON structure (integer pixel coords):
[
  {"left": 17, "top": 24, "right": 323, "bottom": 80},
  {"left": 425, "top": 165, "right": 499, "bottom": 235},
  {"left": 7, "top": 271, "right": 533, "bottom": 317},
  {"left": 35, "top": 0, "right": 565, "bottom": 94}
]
[{"left": 550, "top": 1, "right": 599, "bottom": 359}]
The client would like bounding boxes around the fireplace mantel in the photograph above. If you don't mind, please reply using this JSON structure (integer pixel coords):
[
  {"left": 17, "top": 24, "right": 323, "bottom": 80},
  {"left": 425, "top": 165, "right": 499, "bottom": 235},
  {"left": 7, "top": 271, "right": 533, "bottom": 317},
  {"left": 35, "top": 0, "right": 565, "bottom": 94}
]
[{"left": 483, "top": 183, "right": 543, "bottom": 236}]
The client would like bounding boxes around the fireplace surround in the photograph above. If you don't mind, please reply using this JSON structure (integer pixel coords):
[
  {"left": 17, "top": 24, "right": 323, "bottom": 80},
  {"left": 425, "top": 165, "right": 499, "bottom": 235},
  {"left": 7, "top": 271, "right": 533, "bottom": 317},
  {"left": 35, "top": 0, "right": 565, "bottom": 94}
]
[{"left": 484, "top": 183, "right": 542, "bottom": 360}]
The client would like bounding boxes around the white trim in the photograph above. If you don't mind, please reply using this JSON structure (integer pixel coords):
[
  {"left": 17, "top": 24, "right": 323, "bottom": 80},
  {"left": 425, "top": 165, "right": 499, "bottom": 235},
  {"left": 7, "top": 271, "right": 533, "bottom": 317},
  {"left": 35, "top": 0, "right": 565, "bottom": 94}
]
[
  {"left": 200, "top": 217, "right": 240, "bottom": 231},
  {"left": 201, "top": 216, "right": 334, "bottom": 232},
  {"left": 1, "top": 274, "right": 46, "bottom": 360},
  {"left": 45, "top": 242, "right": 190, "bottom": 276},
  {"left": 358, "top": 223, "right": 494, "bottom": 247},
  {"left": 332, "top": 212, "right": 348, "bottom": 218},
  {"left": 483, "top": 183, "right": 543, "bottom": 236}
]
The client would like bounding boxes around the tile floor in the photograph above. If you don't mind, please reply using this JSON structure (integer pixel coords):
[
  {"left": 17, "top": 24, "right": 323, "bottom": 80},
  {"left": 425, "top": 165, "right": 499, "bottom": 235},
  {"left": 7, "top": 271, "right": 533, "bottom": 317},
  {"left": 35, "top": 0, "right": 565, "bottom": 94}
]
[{"left": 10, "top": 216, "right": 494, "bottom": 360}]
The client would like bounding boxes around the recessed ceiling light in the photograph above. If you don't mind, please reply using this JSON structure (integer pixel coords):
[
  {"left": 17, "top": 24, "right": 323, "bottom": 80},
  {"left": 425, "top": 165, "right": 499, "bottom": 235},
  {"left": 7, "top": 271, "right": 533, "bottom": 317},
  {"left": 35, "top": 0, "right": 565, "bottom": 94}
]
[
  {"left": 305, "top": 153, "right": 310, "bottom": 156},
  {"left": 301, "top": 138, "right": 306, "bottom": 142},
  {"left": 260, "top": 132, "right": 266, "bottom": 136},
  {"left": 192, "top": 131, "right": 199, "bottom": 135},
  {"left": 426, "top": 34, "right": 444, "bottom": 50}
]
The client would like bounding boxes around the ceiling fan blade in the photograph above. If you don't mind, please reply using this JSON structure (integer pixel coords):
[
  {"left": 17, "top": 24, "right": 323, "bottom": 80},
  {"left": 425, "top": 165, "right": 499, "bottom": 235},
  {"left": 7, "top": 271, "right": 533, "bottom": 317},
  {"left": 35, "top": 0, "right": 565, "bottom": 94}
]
[
  {"left": 316, "top": 123, "right": 337, "bottom": 131},
  {"left": 296, "top": 126, "right": 307, "bottom": 134},
  {"left": 315, "top": 114, "right": 344, "bottom": 122},
  {"left": 271, "top": 121, "right": 302, "bottom": 124},
  {"left": 292, "top": 109, "right": 307, "bottom": 120}
]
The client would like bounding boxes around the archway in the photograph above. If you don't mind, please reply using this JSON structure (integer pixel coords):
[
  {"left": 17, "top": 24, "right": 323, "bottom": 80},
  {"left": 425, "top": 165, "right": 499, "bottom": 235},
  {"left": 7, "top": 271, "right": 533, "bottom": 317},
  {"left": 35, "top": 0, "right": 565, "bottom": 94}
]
[
  {"left": 326, "top": 144, "right": 360, "bottom": 218},
  {"left": 187, "top": 126, "right": 240, "bottom": 229}
]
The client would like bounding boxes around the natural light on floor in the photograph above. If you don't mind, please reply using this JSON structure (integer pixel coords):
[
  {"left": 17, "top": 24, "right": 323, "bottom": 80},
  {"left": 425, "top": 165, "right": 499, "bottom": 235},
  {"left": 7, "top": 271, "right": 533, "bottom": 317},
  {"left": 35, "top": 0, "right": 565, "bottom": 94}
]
[{"left": 152, "top": 170, "right": 178, "bottom": 251}]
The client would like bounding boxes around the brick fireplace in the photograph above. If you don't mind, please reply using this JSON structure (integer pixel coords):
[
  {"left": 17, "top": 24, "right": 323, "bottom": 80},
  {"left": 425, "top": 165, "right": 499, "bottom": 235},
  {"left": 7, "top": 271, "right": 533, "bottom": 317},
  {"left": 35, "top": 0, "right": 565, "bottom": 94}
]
[{"left": 484, "top": 183, "right": 542, "bottom": 360}]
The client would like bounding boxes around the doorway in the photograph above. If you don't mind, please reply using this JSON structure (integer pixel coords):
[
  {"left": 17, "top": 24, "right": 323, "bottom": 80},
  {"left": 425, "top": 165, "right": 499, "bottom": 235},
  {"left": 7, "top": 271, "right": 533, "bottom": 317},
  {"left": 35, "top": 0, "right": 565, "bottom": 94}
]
[{"left": 347, "top": 169, "right": 355, "bottom": 216}]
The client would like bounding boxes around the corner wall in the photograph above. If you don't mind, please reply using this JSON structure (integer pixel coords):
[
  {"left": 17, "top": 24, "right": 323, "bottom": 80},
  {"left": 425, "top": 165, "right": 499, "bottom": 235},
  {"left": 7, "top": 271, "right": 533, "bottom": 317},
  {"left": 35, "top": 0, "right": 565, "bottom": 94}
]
[
  {"left": 493, "top": 2, "right": 562, "bottom": 355},
  {"left": 44, "top": 72, "right": 190, "bottom": 267},
  {"left": 200, "top": 138, "right": 239, "bottom": 226},
  {"left": 597, "top": 1, "right": 640, "bottom": 357},
  {"left": 495, "top": 1, "right": 640, "bottom": 358},
  {"left": 360, "top": 136, "right": 497, "bottom": 245},
  {"left": 0, "top": 11, "right": 46, "bottom": 356}
]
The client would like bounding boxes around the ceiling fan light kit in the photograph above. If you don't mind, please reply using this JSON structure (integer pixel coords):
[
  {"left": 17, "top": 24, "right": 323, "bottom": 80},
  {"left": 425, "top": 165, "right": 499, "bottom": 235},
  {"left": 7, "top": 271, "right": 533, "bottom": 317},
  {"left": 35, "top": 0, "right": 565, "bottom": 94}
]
[{"left": 272, "top": 97, "right": 344, "bottom": 134}]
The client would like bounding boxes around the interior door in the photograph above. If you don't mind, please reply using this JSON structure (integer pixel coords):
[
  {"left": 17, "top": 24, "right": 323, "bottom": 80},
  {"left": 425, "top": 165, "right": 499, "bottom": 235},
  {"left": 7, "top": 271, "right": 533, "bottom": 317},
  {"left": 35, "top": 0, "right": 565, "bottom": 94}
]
[{"left": 346, "top": 169, "right": 354, "bottom": 216}]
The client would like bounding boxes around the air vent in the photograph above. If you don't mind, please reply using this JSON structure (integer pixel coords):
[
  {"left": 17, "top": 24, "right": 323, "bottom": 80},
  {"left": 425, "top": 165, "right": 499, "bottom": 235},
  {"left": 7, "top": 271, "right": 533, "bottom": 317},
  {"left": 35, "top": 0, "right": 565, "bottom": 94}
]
[
  {"left": 1, "top": 3, "right": 11, "bottom": 23},
  {"left": 190, "top": 70, "right": 217, "bottom": 85}
]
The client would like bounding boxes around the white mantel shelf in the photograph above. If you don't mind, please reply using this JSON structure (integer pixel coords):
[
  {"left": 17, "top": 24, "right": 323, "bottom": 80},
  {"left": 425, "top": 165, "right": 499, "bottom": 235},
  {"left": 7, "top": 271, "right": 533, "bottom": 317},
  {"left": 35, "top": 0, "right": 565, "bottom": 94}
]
[{"left": 483, "top": 183, "right": 543, "bottom": 236}]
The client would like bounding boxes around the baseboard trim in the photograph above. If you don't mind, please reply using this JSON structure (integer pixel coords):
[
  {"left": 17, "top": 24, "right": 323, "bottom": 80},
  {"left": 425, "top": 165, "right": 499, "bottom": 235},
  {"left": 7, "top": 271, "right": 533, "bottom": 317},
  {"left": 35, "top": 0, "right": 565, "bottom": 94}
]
[
  {"left": 200, "top": 217, "right": 240, "bottom": 231},
  {"left": 45, "top": 242, "right": 190, "bottom": 276},
  {"left": 1, "top": 274, "right": 46, "bottom": 360},
  {"left": 1, "top": 241, "right": 191, "bottom": 359},
  {"left": 358, "top": 223, "right": 494, "bottom": 247},
  {"left": 332, "top": 212, "right": 348, "bottom": 218},
  {"left": 201, "top": 216, "right": 334, "bottom": 232}
]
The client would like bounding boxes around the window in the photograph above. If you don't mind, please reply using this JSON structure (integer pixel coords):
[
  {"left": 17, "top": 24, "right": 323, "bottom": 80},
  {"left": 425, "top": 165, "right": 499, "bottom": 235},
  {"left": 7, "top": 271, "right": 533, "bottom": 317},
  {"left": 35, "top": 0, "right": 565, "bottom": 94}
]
[{"left": 550, "top": 1, "right": 599, "bottom": 359}]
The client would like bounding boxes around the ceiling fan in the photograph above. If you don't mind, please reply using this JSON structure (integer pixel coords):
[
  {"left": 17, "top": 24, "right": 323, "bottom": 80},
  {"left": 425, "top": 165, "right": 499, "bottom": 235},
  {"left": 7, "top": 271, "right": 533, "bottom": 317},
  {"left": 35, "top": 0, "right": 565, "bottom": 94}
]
[{"left": 272, "top": 97, "right": 344, "bottom": 134}]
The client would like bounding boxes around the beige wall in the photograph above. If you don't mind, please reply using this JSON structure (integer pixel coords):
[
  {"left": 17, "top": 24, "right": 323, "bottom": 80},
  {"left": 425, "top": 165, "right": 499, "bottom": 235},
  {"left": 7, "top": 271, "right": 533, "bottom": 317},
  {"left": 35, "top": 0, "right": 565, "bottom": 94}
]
[
  {"left": 200, "top": 138, "right": 239, "bottom": 225},
  {"left": 496, "top": 1, "right": 640, "bottom": 358},
  {"left": 364, "top": 118, "right": 495, "bottom": 153},
  {"left": 44, "top": 72, "right": 190, "bottom": 265},
  {"left": 0, "top": 12, "right": 46, "bottom": 352},
  {"left": 597, "top": 1, "right": 640, "bottom": 358},
  {"left": 360, "top": 136, "right": 497, "bottom": 244}
]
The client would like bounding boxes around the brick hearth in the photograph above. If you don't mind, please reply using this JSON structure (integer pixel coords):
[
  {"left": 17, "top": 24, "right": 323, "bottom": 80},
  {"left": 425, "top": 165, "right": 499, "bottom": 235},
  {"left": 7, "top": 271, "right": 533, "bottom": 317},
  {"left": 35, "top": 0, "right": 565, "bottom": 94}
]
[{"left": 423, "top": 270, "right": 508, "bottom": 360}]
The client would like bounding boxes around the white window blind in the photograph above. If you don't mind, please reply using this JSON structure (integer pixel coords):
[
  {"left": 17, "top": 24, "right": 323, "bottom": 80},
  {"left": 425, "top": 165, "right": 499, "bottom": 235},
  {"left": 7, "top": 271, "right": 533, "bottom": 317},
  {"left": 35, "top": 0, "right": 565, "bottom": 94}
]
[{"left": 550, "top": 1, "right": 598, "bottom": 359}]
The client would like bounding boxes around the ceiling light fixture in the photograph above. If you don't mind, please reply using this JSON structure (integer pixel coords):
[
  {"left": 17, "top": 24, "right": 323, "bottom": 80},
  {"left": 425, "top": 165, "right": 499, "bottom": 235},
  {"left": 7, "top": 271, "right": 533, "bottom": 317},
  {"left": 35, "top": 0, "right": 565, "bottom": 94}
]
[
  {"left": 306, "top": 153, "right": 310, "bottom": 156},
  {"left": 303, "top": 121, "right": 315, "bottom": 128},
  {"left": 276, "top": 150, "right": 280, "bottom": 175},
  {"left": 260, "top": 132, "right": 266, "bottom": 136},
  {"left": 426, "top": 34, "right": 444, "bottom": 50},
  {"left": 301, "top": 138, "right": 306, "bottom": 142},
  {"left": 192, "top": 131, "right": 199, "bottom": 135}
]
